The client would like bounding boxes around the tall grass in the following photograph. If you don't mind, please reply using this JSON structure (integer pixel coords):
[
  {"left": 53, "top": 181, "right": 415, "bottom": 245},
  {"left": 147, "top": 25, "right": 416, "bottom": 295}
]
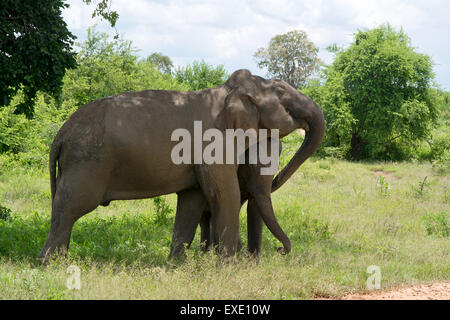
[{"left": 0, "top": 159, "right": 448, "bottom": 299}]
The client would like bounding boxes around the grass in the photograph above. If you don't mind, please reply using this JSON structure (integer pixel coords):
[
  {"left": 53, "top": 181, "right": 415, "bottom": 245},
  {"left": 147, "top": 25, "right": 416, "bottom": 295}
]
[{"left": 0, "top": 158, "right": 449, "bottom": 299}]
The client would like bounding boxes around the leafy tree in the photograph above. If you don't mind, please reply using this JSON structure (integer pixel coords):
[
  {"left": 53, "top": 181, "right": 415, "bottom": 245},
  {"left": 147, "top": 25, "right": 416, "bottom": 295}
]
[
  {"left": 83, "top": 0, "right": 119, "bottom": 28},
  {"left": 0, "top": 0, "right": 77, "bottom": 118},
  {"left": 147, "top": 53, "right": 174, "bottom": 75},
  {"left": 308, "top": 25, "right": 438, "bottom": 160},
  {"left": 0, "top": 104, "right": 29, "bottom": 154},
  {"left": 62, "top": 28, "right": 188, "bottom": 107},
  {"left": 0, "top": 28, "right": 188, "bottom": 166},
  {"left": 175, "top": 60, "right": 229, "bottom": 91},
  {"left": 0, "top": 0, "right": 120, "bottom": 118},
  {"left": 420, "top": 89, "right": 450, "bottom": 162},
  {"left": 303, "top": 70, "right": 356, "bottom": 159},
  {"left": 82, "top": 0, "right": 120, "bottom": 38},
  {"left": 254, "top": 30, "right": 320, "bottom": 89}
]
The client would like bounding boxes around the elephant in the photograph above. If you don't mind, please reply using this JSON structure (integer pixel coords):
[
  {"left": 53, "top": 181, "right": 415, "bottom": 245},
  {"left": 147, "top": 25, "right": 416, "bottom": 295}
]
[
  {"left": 169, "top": 137, "right": 291, "bottom": 259},
  {"left": 39, "top": 69, "right": 325, "bottom": 262}
]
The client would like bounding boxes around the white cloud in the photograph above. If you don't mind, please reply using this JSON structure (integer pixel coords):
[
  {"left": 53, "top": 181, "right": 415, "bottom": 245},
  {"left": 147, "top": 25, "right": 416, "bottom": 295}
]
[{"left": 63, "top": 0, "right": 450, "bottom": 89}]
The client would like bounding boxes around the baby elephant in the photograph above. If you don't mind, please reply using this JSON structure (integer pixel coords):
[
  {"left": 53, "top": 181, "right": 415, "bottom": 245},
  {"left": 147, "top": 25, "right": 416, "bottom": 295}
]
[{"left": 169, "top": 138, "right": 290, "bottom": 258}]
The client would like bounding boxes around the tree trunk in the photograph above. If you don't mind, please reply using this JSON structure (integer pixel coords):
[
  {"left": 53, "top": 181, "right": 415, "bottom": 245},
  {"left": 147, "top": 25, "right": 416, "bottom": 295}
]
[{"left": 350, "top": 133, "right": 365, "bottom": 160}]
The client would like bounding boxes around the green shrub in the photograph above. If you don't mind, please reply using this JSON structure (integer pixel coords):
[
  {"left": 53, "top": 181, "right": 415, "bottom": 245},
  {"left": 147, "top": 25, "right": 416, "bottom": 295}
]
[
  {"left": 411, "top": 176, "right": 430, "bottom": 198},
  {"left": 422, "top": 211, "right": 449, "bottom": 237},
  {"left": 283, "top": 210, "right": 332, "bottom": 244},
  {"left": 175, "top": 60, "right": 229, "bottom": 90},
  {"left": 0, "top": 104, "right": 29, "bottom": 154},
  {"left": 315, "top": 146, "right": 348, "bottom": 159},
  {"left": 62, "top": 28, "right": 189, "bottom": 108},
  {"left": 376, "top": 176, "right": 391, "bottom": 197},
  {"left": 0, "top": 205, "right": 12, "bottom": 221},
  {"left": 152, "top": 196, "right": 174, "bottom": 225}
]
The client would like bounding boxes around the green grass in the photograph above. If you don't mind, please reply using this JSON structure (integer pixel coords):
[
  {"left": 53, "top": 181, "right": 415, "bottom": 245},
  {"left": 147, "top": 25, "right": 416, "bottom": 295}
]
[{"left": 0, "top": 159, "right": 449, "bottom": 299}]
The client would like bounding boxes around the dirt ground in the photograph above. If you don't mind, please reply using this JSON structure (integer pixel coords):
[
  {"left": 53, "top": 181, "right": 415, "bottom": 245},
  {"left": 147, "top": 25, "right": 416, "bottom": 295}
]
[{"left": 338, "top": 281, "right": 450, "bottom": 300}]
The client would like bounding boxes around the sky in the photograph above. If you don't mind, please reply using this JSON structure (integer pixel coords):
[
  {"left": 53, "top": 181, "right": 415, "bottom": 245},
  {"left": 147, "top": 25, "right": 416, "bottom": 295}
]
[{"left": 63, "top": 0, "right": 450, "bottom": 90}]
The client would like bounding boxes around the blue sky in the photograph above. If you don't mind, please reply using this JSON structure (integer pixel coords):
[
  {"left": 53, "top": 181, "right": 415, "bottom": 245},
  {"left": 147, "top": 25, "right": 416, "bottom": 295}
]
[{"left": 64, "top": 0, "right": 450, "bottom": 90}]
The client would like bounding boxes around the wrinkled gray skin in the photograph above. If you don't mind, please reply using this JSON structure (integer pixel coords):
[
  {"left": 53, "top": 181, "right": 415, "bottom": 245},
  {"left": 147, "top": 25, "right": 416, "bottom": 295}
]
[
  {"left": 39, "top": 69, "right": 325, "bottom": 262},
  {"left": 169, "top": 138, "right": 290, "bottom": 259}
]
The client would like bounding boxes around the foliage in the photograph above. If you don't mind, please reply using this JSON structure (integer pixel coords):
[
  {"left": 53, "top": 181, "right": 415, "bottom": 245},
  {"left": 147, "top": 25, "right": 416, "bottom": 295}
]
[
  {"left": 0, "top": 205, "right": 12, "bottom": 221},
  {"left": 305, "top": 25, "right": 439, "bottom": 160},
  {"left": 83, "top": 0, "right": 119, "bottom": 28},
  {"left": 62, "top": 28, "right": 188, "bottom": 108},
  {"left": 0, "top": 89, "right": 69, "bottom": 168},
  {"left": 0, "top": 28, "right": 190, "bottom": 169},
  {"left": 302, "top": 73, "right": 355, "bottom": 159},
  {"left": 410, "top": 176, "right": 429, "bottom": 198},
  {"left": 418, "top": 89, "right": 450, "bottom": 163},
  {"left": 376, "top": 176, "right": 391, "bottom": 197},
  {"left": 147, "top": 52, "right": 174, "bottom": 75},
  {"left": 0, "top": 0, "right": 77, "bottom": 118},
  {"left": 254, "top": 30, "right": 320, "bottom": 89},
  {"left": 0, "top": 103, "right": 29, "bottom": 154},
  {"left": 152, "top": 196, "right": 174, "bottom": 225},
  {"left": 175, "top": 60, "right": 229, "bottom": 91},
  {"left": 286, "top": 210, "right": 332, "bottom": 244},
  {"left": 422, "top": 212, "right": 449, "bottom": 238}
]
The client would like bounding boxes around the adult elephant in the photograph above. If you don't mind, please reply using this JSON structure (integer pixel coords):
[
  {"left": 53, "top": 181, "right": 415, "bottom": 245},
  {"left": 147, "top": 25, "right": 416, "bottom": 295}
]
[{"left": 39, "top": 69, "right": 325, "bottom": 262}]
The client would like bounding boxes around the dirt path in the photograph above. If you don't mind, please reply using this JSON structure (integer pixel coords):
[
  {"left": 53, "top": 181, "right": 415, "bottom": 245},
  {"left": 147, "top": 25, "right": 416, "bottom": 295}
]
[{"left": 338, "top": 281, "right": 450, "bottom": 300}]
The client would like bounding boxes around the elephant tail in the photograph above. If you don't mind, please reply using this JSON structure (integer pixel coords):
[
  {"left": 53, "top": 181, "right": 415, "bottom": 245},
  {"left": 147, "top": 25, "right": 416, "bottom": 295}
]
[{"left": 49, "top": 135, "right": 62, "bottom": 201}]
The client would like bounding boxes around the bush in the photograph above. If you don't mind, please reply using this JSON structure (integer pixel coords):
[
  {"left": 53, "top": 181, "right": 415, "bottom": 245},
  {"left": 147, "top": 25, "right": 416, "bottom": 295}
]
[
  {"left": 422, "top": 212, "right": 449, "bottom": 238},
  {"left": 0, "top": 28, "right": 193, "bottom": 170},
  {"left": 0, "top": 205, "right": 12, "bottom": 221},
  {"left": 0, "top": 102, "right": 29, "bottom": 154},
  {"left": 175, "top": 60, "right": 229, "bottom": 91},
  {"left": 304, "top": 25, "right": 438, "bottom": 161},
  {"left": 62, "top": 28, "right": 189, "bottom": 108},
  {"left": 152, "top": 196, "right": 174, "bottom": 225}
]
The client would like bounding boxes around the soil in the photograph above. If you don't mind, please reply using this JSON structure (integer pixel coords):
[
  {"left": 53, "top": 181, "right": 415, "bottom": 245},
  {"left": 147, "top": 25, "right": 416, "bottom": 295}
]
[{"left": 337, "top": 281, "right": 450, "bottom": 300}]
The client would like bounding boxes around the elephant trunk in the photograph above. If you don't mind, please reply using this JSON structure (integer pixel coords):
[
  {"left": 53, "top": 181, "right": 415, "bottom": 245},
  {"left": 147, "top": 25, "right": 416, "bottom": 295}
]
[{"left": 272, "top": 104, "right": 325, "bottom": 192}]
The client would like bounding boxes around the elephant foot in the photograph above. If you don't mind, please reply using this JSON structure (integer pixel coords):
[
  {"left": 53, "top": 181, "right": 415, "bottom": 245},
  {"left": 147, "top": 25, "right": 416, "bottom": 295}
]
[{"left": 39, "top": 245, "right": 69, "bottom": 265}]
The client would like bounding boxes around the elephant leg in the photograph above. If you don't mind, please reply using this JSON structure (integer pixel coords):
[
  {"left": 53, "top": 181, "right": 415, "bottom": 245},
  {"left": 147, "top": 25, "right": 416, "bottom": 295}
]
[
  {"left": 247, "top": 197, "right": 264, "bottom": 255},
  {"left": 251, "top": 193, "right": 291, "bottom": 254},
  {"left": 40, "top": 164, "right": 106, "bottom": 263},
  {"left": 202, "top": 210, "right": 243, "bottom": 252},
  {"left": 195, "top": 165, "right": 241, "bottom": 257},
  {"left": 200, "top": 211, "right": 213, "bottom": 252},
  {"left": 169, "top": 188, "right": 207, "bottom": 260}
]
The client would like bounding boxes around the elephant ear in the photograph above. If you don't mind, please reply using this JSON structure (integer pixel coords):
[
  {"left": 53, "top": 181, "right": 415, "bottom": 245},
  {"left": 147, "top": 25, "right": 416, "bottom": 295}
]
[
  {"left": 215, "top": 88, "right": 259, "bottom": 132},
  {"left": 216, "top": 69, "right": 260, "bottom": 131}
]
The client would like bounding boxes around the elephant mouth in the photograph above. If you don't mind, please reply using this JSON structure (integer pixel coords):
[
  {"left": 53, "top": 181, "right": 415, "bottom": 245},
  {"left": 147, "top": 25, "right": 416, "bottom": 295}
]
[{"left": 296, "top": 118, "right": 310, "bottom": 132}]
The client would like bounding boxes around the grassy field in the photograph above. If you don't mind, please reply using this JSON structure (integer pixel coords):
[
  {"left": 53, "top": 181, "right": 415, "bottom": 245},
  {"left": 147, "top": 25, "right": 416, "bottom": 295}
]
[{"left": 0, "top": 158, "right": 448, "bottom": 299}]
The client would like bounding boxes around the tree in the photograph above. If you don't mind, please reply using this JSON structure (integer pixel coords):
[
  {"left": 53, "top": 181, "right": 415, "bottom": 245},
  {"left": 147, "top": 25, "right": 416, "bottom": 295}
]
[
  {"left": 0, "top": 29, "right": 188, "bottom": 165},
  {"left": 254, "top": 30, "right": 320, "bottom": 89},
  {"left": 308, "top": 25, "right": 438, "bottom": 160},
  {"left": 62, "top": 28, "right": 188, "bottom": 108},
  {"left": 175, "top": 60, "right": 229, "bottom": 91},
  {"left": 0, "top": 0, "right": 119, "bottom": 118},
  {"left": 82, "top": 0, "right": 119, "bottom": 38},
  {"left": 0, "top": 0, "right": 77, "bottom": 118},
  {"left": 147, "top": 53, "right": 174, "bottom": 75},
  {"left": 302, "top": 69, "right": 356, "bottom": 159}
]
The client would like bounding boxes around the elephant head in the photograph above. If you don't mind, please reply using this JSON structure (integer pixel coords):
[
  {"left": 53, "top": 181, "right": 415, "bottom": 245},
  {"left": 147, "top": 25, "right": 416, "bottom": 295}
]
[{"left": 217, "top": 69, "right": 325, "bottom": 191}]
